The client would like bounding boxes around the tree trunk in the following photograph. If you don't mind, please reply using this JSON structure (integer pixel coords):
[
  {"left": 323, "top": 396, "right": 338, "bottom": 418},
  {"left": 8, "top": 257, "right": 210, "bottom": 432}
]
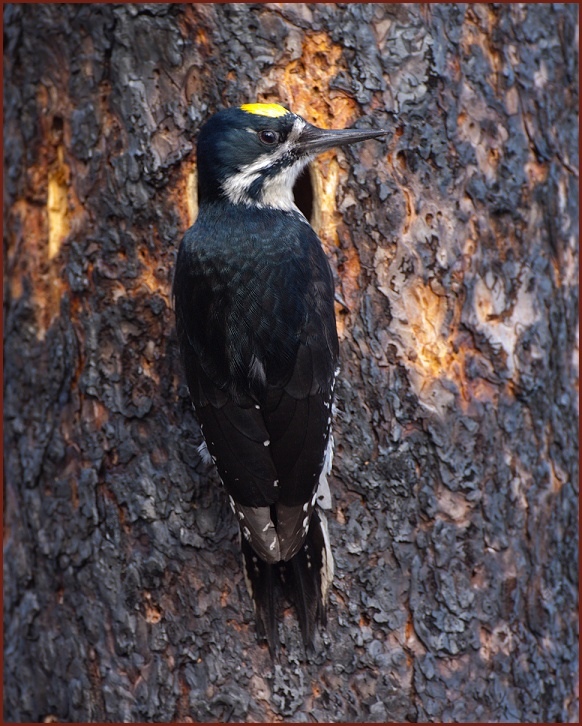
[{"left": 4, "top": 3, "right": 578, "bottom": 722}]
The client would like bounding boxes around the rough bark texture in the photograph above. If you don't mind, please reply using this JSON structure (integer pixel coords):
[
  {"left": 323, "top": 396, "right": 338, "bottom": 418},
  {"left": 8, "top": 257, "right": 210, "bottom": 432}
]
[{"left": 4, "top": 3, "right": 578, "bottom": 722}]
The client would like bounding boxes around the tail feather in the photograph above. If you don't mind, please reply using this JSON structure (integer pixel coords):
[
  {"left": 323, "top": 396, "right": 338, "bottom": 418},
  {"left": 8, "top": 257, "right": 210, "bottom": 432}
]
[
  {"left": 241, "top": 537, "right": 279, "bottom": 654},
  {"left": 288, "top": 541, "right": 320, "bottom": 649},
  {"left": 287, "top": 509, "right": 331, "bottom": 648},
  {"left": 241, "top": 508, "right": 333, "bottom": 653}
]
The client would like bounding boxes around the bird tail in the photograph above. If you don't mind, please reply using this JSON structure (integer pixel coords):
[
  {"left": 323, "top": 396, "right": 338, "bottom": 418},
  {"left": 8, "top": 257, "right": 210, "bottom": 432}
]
[{"left": 241, "top": 509, "right": 334, "bottom": 654}]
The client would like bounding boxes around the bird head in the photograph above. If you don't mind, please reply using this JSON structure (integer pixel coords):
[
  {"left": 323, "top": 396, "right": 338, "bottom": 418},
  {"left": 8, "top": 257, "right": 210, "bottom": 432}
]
[{"left": 196, "top": 103, "right": 388, "bottom": 211}]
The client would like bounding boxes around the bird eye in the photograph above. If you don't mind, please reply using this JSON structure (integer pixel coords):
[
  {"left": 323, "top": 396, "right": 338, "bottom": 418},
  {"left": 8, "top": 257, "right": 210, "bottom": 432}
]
[{"left": 258, "top": 129, "right": 280, "bottom": 145}]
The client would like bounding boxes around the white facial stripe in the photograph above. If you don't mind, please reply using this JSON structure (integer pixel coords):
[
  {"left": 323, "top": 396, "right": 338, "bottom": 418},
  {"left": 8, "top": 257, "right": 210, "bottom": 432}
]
[
  {"left": 222, "top": 117, "right": 311, "bottom": 213},
  {"left": 221, "top": 153, "right": 272, "bottom": 206},
  {"left": 259, "top": 158, "right": 310, "bottom": 212},
  {"left": 221, "top": 130, "right": 279, "bottom": 200}
]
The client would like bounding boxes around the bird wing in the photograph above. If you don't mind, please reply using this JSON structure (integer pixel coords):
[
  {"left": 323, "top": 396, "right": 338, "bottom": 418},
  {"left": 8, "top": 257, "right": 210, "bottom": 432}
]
[{"left": 173, "top": 209, "right": 338, "bottom": 561}]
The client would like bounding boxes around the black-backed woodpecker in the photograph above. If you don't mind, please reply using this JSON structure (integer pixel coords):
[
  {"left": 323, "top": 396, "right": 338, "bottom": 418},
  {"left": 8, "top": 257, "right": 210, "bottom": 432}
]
[{"left": 173, "top": 103, "right": 387, "bottom": 653}]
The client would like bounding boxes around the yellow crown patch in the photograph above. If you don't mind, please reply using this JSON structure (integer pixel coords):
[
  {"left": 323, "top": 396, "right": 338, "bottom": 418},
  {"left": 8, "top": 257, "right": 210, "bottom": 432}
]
[{"left": 240, "top": 103, "right": 289, "bottom": 118}]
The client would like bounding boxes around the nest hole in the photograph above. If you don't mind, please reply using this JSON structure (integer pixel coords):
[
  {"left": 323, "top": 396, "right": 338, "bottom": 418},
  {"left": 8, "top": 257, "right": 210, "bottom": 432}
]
[{"left": 293, "top": 165, "right": 314, "bottom": 222}]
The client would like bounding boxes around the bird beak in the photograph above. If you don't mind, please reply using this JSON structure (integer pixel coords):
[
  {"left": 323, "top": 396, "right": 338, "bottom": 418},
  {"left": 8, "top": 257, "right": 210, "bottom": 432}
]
[{"left": 296, "top": 122, "right": 388, "bottom": 155}]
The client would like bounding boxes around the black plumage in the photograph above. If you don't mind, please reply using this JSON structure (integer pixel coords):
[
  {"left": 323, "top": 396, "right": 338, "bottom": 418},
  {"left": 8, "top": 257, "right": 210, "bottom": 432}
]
[
  {"left": 175, "top": 202, "right": 336, "bottom": 566},
  {"left": 173, "top": 103, "right": 386, "bottom": 652}
]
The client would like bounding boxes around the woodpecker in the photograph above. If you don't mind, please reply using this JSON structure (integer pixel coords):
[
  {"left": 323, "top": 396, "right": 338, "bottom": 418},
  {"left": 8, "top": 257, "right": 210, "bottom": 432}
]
[{"left": 173, "top": 102, "right": 386, "bottom": 652}]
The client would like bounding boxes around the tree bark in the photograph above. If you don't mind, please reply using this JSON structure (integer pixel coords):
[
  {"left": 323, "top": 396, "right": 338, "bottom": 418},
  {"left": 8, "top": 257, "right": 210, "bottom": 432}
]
[{"left": 4, "top": 3, "right": 578, "bottom": 722}]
